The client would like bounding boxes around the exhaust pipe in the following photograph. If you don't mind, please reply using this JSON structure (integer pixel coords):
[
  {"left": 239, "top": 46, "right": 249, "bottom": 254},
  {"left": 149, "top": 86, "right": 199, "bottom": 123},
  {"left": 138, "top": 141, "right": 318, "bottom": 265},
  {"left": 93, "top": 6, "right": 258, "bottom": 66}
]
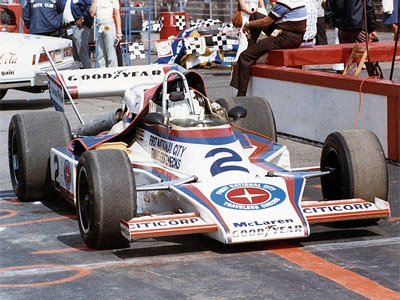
[{"left": 72, "top": 109, "right": 123, "bottom": 137}]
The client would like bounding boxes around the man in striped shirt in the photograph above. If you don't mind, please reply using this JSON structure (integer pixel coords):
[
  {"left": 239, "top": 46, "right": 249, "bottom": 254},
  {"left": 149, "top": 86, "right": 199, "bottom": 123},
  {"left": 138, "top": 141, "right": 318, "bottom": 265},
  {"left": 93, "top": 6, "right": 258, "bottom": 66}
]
[{"left": 231, "top": 0, "right": 307, "bottom": 96}]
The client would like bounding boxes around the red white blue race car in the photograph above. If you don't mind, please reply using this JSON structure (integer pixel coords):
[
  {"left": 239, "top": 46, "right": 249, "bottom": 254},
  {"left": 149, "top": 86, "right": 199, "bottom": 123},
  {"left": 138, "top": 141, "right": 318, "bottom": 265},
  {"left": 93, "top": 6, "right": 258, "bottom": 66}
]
[{"left": 8, "top": 64, "right": 390, "bottom": 249}]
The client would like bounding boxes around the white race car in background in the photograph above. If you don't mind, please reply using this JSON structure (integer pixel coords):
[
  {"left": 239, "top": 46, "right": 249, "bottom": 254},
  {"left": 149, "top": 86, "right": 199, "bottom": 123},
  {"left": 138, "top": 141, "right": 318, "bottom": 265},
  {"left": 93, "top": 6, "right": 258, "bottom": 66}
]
[
  {"left": 8, "top": 64, "right": 391, "bottom": 250},
  {"left": 0, "top": 32, "right": 80, "bottom": 101}
]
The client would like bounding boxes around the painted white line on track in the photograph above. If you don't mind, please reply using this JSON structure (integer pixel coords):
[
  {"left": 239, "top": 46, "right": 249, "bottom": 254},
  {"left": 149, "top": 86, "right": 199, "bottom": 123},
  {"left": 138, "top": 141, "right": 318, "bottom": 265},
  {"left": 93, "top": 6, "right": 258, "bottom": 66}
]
[{"left": 303, "top": 237, "right": 400, "bottom": 251}]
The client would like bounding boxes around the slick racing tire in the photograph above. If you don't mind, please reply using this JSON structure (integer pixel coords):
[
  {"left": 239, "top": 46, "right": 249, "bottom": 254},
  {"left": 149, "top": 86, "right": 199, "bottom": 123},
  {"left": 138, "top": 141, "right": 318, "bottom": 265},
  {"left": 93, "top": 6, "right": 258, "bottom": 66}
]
[
  {"left": 216, "top": 96, "right": 277, "bottom": 141},
  {"left": 320, "top": 129, "right": 388, "bottom": 203},
  {"left": 0, "top": 89, "right": 7, "bottom": 101},
  {"left": 76, "top": 149, "right": 137, "bottom": 250},
  {"left": 8, "top": 112, "right": 72, "bottom": 201}
]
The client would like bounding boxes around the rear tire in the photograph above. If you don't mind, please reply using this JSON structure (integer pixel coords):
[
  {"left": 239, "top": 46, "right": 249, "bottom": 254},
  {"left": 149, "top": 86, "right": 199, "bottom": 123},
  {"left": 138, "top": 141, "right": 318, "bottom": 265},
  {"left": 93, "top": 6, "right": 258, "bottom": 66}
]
[
  {"left": 320, "top": 129, "right": 387, "bottom": 202},
  {"left": 8, "top": 112, "right": 72, "bottom": 201},
  {"left": 216, "top": 96, "right": 277, "bottom": 141},
  {"left": 76, "top": 149, "right": 137, "bottom": 249}
]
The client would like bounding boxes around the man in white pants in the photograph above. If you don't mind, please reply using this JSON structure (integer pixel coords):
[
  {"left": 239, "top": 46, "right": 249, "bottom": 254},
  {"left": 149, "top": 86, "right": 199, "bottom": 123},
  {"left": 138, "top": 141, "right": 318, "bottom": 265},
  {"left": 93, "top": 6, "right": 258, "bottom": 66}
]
[{"left": 90, "top": 0, "right": 123, "bottom": 67}]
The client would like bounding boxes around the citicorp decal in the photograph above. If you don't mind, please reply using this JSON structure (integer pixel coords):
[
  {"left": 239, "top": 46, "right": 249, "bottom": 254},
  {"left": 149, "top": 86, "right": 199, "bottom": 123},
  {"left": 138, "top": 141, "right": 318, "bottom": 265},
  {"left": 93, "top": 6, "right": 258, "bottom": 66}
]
[{"left": 211, "top": 183, "right": 286, "bottom": 210}]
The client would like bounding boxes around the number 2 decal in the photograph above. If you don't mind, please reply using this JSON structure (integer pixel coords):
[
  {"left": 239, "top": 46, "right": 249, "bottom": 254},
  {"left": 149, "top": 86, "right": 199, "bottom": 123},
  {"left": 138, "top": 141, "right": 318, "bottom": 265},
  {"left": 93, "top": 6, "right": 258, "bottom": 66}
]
[{"left": 205, "top": 148, "right": 249, "bottom": 176}]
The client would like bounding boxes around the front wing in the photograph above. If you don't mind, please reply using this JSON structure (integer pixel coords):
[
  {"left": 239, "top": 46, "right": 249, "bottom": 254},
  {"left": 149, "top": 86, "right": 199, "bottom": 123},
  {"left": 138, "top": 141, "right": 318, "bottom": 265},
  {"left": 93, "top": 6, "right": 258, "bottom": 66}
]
[{"left": 121, "top": 197, "right": 390, "bottom": 243}]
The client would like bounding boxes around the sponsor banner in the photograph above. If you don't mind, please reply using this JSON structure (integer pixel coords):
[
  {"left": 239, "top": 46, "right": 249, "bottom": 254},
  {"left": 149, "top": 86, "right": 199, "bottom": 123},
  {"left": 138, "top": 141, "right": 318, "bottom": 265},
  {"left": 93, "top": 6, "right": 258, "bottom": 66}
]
[
  {"left": 47, "top": 65, "right": 167, "bottom": 99},
  {"left": 211, "top": 182, "right": 286, "bottom": 210},
  {"left": 206, "top": 180, "right": 307, "bottom": 243},
  {"left": 50, "top": 148, "right": 78, "bottom": 202},
  {"left": 303, "top": 202, "right": 375, "bottom": 215},
  {"left": 175, "top": 176, "right": 309, "bottom": 243},
  {"left": 137, "top": 126, "right": 254, "bottom": 179},
  {"left": 129, "top": 216, "right": 202, "bottom": 230},
  {"left": 122, "top": 213, "right": 218, "bottom": 240},
  {"left": 48, "top": 74, "right": 64, "bottom": 112},
  {"left": 302, "top": 199, "right": 391, "bottom": 223}
]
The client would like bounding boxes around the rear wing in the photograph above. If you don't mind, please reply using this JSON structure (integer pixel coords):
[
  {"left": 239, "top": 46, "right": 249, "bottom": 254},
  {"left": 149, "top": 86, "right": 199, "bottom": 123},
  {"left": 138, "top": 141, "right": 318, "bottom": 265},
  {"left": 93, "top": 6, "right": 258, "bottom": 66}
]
[{"left": 46, "top": 64, "right": 187, "bottom": 112}]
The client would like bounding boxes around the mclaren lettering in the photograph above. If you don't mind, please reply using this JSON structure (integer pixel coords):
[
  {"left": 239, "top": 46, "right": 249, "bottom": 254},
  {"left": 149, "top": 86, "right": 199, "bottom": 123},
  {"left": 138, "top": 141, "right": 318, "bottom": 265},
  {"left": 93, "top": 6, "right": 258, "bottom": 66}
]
[
  {"left": 231, "top": 219, "right": 302, "bottom": 238},
  {"left": 233, "top": 219, "right": 294, "bottom": 227}
]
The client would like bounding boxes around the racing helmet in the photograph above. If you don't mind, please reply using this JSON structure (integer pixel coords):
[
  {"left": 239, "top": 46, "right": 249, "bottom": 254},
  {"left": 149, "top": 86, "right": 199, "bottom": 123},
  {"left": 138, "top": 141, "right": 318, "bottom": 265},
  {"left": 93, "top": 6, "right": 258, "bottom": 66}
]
[{"left": 122, "top": 83, "right": 153, "bottom": 123}]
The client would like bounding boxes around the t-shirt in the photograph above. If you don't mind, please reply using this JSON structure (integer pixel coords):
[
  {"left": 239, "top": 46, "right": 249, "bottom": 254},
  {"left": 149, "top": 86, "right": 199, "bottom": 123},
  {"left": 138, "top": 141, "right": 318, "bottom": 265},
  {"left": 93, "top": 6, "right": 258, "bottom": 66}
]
[
  {"left": 269, "top": 0, "right": 307, "bottom": 33},
  {"left": 96, "top": 0, "right": 119, "bottom": 24}
]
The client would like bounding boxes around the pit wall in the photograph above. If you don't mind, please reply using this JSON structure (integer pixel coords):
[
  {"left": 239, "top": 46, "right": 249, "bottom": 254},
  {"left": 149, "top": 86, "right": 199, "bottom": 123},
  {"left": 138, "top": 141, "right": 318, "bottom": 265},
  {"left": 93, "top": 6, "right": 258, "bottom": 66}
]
[{"left": 246, "top": 65, "right": 400, "bottom": 161}]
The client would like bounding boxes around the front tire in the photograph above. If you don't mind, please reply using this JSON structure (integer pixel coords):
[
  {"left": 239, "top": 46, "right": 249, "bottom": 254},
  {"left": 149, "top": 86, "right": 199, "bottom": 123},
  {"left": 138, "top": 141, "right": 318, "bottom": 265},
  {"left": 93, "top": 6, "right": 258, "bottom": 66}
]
[
  {"left": 320, "top": 129, "right": 388, "bottom": 202},
  {"left": 76, "top": 149, "right": 137, "bottom": 249},
  {"left": 216, "top": 96, "right": 277, "bottom": 141},
  {"left": 8, "top": 112, "right": 71, "bottom": 201}
]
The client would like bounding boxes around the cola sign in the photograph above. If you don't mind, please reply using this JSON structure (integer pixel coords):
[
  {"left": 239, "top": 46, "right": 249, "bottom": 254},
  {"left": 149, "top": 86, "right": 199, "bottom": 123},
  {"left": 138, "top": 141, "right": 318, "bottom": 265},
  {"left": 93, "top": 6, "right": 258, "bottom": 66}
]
[{"left": 0, "top": 52, "right": 18, "bottom": 65}]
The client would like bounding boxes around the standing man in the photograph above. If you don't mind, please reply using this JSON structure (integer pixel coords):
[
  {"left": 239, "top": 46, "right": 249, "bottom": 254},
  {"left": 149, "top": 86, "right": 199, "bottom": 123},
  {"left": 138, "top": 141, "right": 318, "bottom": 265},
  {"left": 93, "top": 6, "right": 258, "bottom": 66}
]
[
  {"left": 230, "top": 0, "right": 307, "bottom": 96},
  {"left": 300, "top": 0, "right": 318, "bottom": 47},
  {"left": 315, "top": 0, "right": 328, "bottom": 45},
  {"left": 23, "top": 0, "right": 65, "bottom": 36},
  {"left": 382, "top": 0, "right": 399, "bottom": 41},
  {"left": 90, "top": 0, "right": 123, "bottom": 68},
  {"left": 63, "top": 0, "right": 93, "bottom": 69},
  {"left": 325, "top": 0, "right": 378, "bottom": 75}
]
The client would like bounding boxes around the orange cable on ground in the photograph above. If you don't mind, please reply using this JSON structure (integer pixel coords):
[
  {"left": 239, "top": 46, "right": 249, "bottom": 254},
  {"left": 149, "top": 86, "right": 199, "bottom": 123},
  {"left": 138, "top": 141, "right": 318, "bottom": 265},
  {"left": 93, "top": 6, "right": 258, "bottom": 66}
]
[{"left": 355, "top": 76, "right": 383, "bottom": 129}]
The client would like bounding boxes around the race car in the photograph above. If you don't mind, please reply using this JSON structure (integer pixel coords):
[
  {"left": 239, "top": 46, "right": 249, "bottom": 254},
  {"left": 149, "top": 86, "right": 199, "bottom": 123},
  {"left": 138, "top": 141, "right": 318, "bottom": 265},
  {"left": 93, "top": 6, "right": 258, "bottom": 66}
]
[
  {"left": 8, "top": 64, "right": 390, "bottom": 250},
  {"left": 0, "top": 32, "right": 80, "bottom": 101}
]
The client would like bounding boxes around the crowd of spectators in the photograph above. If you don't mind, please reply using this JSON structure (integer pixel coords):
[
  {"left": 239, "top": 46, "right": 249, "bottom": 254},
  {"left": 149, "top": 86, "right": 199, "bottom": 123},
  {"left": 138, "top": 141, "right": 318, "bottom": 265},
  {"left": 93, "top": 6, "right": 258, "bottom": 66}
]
[
  {"left": 21, "top": 0, "right": 399, "bottom": 75},
  {"left": 22, "top": 0, "right": 123, "bottom": 69}
]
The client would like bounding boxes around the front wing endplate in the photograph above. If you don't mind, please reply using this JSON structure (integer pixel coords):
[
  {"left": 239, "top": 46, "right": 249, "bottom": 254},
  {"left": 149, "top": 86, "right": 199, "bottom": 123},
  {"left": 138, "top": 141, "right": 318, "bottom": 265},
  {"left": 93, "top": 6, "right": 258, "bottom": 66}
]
[
  {"left": 302, "top": 198, "right": 390, "bottom": 224},
  {"left": 121, "top": 213, "right": 218, "bottom": 241}
]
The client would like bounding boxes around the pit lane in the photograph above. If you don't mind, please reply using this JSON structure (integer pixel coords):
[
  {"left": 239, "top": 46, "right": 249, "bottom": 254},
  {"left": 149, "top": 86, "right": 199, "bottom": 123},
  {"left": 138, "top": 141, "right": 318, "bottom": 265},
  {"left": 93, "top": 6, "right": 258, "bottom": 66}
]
[{"left": 0, "top": 69, "right": 399, "bottom": 300}]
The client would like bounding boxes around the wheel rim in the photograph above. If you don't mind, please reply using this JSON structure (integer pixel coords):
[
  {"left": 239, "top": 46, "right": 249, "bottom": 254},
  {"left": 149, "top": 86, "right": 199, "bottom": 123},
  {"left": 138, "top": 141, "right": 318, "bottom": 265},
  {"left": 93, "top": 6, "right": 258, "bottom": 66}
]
[
  {"left": 77, "top": 168, "right": 90, "bottom": 234},
  {"left": 322, "top": 147, "right": 344, "bottom": 199},
  {"left": 10, "top": 132, "right": 20, "bottom": 187}
]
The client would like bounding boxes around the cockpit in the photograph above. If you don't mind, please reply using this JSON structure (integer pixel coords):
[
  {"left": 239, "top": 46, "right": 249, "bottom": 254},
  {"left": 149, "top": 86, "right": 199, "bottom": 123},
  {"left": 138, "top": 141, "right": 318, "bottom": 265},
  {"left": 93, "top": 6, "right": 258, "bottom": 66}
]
[{"left": 147, "top": 69, "right": 228, "bottom": 128}]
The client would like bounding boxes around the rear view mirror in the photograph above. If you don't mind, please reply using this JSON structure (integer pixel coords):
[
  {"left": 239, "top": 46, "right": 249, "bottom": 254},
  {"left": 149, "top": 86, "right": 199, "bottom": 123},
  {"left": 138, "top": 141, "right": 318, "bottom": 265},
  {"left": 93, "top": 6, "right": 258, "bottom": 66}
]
[
  {"left": 144, "top": 112, "right": 165, "bottom": 126},
  {"left": 228, "top": 106, "right": 247, "bottom": 122}
]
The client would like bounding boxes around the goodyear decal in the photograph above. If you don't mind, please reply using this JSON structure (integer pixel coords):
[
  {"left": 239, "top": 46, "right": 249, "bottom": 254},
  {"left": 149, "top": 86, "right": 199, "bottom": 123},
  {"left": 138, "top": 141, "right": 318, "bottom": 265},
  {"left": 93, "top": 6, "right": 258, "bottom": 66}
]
[{"left": 211, "top": 182, "right": 286, "bottom": 210}]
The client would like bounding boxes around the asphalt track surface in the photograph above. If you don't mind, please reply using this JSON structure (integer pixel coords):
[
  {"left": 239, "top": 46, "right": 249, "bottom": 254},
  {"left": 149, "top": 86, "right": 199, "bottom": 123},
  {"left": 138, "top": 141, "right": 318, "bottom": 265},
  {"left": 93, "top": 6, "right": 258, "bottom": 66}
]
[{"left": 0, "top": 67, "right": 399, "bottom": 300}]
